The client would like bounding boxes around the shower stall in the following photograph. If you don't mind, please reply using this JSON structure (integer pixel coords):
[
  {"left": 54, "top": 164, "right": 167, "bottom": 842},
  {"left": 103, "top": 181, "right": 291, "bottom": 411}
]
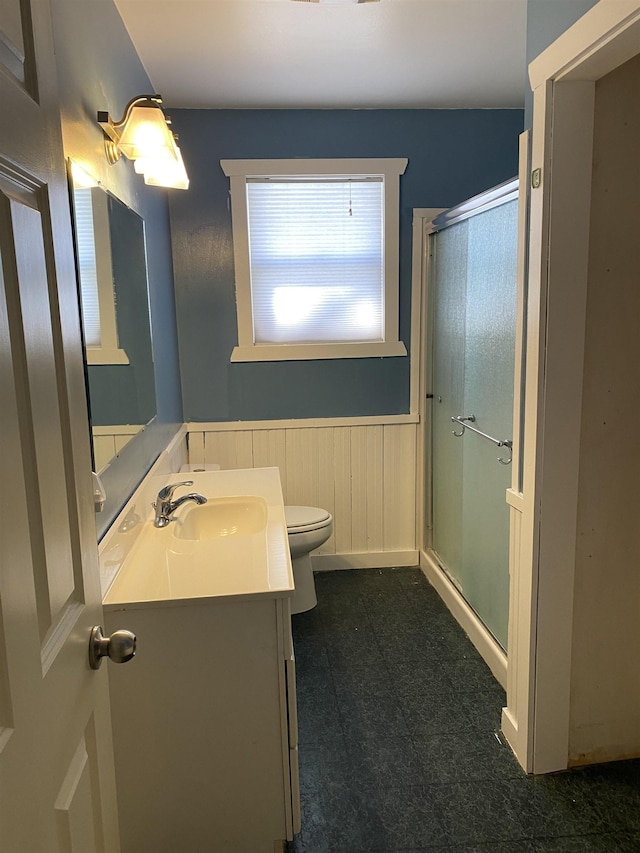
[{"left": 425, "top": 180, "right": 519, "bottom": 651}]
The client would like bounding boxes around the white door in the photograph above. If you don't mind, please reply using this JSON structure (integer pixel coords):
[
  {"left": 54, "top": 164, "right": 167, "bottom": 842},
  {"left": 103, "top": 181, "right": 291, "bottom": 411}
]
[{"left": 0, "top": 0, "right": 121, "bottom": 849}]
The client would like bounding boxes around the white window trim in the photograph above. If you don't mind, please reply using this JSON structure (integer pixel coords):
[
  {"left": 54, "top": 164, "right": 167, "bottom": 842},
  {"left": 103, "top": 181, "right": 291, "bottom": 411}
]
[
  {"left": 221, "top": 158, "right": 408, "bottom": 362},
  {"left": 86, "top": 347, "right": 129, "bottom": 365},
  {"left": 83, "top": 187, "right": 129, "bottom": 366}
]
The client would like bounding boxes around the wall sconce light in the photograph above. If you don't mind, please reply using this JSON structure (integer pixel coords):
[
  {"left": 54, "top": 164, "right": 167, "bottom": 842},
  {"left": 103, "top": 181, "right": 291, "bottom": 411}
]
[{"left": 97, "top": 95, "right": 189, "bottom": 190}]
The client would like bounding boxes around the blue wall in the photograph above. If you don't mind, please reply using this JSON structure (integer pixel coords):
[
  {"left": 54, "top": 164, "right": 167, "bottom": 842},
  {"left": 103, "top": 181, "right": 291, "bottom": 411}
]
[
  {"left": 52, "top": 0, "right": 184, "bottom": 538},
  {"left": 169, "top": 109, "right": 523, "bottom": 422}
]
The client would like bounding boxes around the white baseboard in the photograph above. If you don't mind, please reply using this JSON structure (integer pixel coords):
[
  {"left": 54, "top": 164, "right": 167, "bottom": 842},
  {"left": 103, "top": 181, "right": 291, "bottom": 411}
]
[
  {"left": 313, "top": 551, "right": 419, "bottom": 571},
  {"left": 420, "top": 549, "right": 508, "bottom": 691},
  {"left": 500, "top": 706, "right": 527, "bottom": 771}
]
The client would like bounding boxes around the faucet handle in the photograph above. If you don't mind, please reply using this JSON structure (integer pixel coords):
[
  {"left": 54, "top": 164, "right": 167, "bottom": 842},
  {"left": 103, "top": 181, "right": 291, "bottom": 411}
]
[{"left": 157, "top": 480, "right": 194, "bottom": 502}]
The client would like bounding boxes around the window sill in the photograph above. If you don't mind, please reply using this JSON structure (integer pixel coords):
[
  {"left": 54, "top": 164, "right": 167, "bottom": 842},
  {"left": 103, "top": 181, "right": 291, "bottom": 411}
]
[
  {"left": 230, "top": 341, "right": 407, "bottom": 363},
  {"left": 86, "top": 347, "right": 130, "bottom": 366}
]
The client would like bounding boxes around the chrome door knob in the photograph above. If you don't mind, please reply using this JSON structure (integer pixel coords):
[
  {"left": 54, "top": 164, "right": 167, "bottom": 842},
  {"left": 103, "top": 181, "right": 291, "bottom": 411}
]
[{"left": 89, "top": 626, "right": 136, "bottom": 670}]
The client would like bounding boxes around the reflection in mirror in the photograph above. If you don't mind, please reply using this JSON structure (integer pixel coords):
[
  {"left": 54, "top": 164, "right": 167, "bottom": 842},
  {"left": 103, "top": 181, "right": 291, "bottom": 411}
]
[{"left": 69, "top": 164, "right": 157, "bottom": 473}]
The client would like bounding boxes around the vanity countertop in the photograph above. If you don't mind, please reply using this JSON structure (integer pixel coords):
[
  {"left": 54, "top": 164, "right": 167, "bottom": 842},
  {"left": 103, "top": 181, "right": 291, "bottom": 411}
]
[{"left": 102, "top": 467, "right": 293, "bottom": 609}]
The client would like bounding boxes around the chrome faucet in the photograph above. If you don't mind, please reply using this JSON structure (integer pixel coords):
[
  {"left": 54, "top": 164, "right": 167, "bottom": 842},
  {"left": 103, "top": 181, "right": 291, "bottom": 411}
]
[{"left": 153, "top": 481, "right": 207, "bottom": 528}]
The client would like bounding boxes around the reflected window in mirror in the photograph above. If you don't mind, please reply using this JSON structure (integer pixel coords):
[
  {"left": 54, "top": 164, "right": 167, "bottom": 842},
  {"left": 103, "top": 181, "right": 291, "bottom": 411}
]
[
  {"left": 69, "top": 163, "right": 157, "bottom": 474},
  {"left": 74, "top": 186, "right": 129, "bottom": 365}
]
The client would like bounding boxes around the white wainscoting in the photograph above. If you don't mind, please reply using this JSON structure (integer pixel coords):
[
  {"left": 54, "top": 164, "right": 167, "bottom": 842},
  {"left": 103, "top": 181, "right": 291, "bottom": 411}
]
[
  {"left": 92, "top": 424, "right": 144, "bottom": 473},
  {"left": 186, "top": 418, "right": 419, "bottom": 570}
]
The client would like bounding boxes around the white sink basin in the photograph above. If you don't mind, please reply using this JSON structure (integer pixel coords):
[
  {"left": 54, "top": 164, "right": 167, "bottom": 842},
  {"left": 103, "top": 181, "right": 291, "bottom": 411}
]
[
  {"left": 102, "top": 468, "right": 293, "bottom": 605},
  {"left": 172, "top": 495, "right": 268, "bottom": 541}
]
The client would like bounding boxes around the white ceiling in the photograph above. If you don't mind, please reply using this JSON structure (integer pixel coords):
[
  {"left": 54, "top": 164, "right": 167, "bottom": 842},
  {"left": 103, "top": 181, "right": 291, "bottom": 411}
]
[{"left": 114, "top": 0, "right": 528, "bottom": 110}]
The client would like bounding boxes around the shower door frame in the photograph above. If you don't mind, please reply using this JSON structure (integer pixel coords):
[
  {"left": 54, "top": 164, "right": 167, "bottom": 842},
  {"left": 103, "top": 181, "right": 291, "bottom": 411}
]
[{"left": 415, "top": 167, "right": 526, "bottom": 695}]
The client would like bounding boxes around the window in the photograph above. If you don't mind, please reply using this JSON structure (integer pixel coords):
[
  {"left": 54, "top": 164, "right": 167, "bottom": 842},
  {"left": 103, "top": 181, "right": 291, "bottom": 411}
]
[
  {"left": 73, "top": 186, "right": 129, "bottom": 365},
  {"left": 221, "top": 158, "right": 408, "bottom": 362}
]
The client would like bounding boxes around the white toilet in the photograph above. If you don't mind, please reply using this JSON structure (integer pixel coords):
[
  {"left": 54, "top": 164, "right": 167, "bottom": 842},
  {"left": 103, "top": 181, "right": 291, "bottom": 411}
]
[{"left": 285, "top": 505, "right": 333, "bottom": 614}]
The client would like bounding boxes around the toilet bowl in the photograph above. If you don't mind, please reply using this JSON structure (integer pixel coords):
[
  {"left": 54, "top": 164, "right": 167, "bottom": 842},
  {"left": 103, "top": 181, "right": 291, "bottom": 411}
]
[{"left": 285, "top": 505, "right": 333, "bottom": 614}]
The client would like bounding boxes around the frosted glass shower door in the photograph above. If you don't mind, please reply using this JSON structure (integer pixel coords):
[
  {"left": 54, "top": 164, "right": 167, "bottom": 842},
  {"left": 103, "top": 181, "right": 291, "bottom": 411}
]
[
  {"left": 431, "top": 200, "right": 518, "bottom": 650},
  {"left": 431, "top": 222, "right": 468, "bottom": 590}
]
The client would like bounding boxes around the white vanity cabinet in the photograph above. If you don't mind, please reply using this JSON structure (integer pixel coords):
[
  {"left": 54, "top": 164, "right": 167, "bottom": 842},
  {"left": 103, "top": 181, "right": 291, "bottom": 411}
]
[
  {"left": 99, "top": 467, "right": 299, "bottom": 853},
  {"left": 104, "top": 593, "right": 299, "bottom": 853}
]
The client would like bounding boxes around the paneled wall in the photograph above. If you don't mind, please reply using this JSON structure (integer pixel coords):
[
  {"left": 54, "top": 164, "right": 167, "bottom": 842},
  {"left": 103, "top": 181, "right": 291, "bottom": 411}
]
[
  {"left": 187, "top": 419, "right": 418, "bottom": 568},
  {"left": 92, "top": 426, "right": 144, "bottom": 473}
]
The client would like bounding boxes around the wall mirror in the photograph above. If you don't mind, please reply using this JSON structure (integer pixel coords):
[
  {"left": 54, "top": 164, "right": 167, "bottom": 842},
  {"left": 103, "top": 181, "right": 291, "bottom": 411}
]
[{"left": 68, "top": 163, "right": 157, "bottom": 472}]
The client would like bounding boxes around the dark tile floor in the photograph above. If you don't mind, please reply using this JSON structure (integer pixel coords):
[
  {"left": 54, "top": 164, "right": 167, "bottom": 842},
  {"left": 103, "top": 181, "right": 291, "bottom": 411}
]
[{"left": 289, "top": 567, "right": 640, "bottom": 853}]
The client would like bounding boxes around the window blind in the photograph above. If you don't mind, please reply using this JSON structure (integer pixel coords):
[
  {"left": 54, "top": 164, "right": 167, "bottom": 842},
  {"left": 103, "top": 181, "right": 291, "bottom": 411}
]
[
  {"left": 73, "top": 188, "right": 101, "bottom": 347},
  {"left": 246, "top": 178, "right": 385, "bottom": 345}
]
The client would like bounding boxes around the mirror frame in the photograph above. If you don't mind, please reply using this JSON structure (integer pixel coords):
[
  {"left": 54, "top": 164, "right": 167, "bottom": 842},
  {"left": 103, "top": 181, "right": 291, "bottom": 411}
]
[{"left": 66, "top": 160, "right": 158, "bottom": 474}]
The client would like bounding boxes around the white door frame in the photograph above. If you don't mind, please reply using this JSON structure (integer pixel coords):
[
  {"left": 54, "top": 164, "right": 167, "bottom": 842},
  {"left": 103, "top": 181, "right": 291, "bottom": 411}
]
[
  {"left": 502, "top": 0, "right": 640, "bottom": 775},
  {"left": 411, "top": 207, "right": 445, "bottom": 555}
]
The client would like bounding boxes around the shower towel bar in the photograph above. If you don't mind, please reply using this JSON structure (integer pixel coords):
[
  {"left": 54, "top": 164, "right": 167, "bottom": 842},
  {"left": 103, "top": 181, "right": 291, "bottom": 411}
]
[{"left": 451, "top": 415, "right": 512, "bottom": 465}]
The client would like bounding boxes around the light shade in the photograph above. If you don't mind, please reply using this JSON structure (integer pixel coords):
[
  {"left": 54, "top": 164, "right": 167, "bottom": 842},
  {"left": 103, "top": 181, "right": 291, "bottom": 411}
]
[
  {"left": 117, "top": 104, "right": 178, "bottom": 162},
  {"left": 139, "top": 147, "right": 190, "bottom": 190},
  {"left": 97, "top": 95, "right": 190, "bottom": 190}
]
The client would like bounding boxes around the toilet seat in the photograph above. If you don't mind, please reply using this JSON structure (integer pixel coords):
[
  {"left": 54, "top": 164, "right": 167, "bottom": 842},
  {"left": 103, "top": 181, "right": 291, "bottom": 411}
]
[{"left": 285, "top": 505, "right": 331, "bottom": 534}]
